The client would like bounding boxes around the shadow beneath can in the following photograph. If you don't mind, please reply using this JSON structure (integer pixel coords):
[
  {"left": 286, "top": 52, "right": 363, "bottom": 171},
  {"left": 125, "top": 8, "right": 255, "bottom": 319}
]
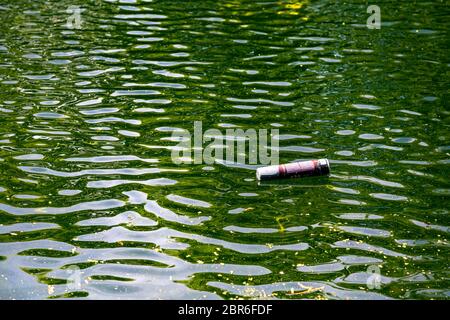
[{"left": 257, "top": 175, "right": 330, "bottom": 187}]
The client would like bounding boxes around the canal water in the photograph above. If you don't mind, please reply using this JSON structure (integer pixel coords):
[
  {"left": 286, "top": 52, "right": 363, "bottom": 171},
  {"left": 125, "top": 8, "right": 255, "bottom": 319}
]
[{"left": 0, "top": 0, "right": 448, "bottom": 299}]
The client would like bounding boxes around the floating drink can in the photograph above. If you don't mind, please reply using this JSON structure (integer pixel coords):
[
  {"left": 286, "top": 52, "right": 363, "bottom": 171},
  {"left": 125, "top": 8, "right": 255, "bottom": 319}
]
[{"left": 256, "top": 159, "right": 330, "bottom": 181}]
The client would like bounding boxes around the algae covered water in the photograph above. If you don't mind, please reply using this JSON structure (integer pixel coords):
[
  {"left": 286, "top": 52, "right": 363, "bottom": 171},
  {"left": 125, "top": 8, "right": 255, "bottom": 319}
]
[{"left": 0, "top": 0, "right": 448, "bottom": 299}]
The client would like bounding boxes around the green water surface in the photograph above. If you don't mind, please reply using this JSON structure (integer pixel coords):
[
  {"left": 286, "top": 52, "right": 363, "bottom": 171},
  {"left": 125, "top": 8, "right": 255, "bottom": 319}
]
[{"left": 0, "top": 0, "right": 449, "bottom": 299}]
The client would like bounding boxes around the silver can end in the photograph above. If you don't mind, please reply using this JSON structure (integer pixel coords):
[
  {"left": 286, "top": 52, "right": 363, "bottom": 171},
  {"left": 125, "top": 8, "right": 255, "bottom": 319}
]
[{"left": 318, "top": 158, "right": 331, "bottom": 175}]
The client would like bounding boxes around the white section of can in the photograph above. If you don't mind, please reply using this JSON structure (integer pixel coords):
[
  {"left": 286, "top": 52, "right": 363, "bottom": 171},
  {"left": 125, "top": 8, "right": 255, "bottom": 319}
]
[{"left": 256, "top": 164, "right": 279, "bottom": 181}]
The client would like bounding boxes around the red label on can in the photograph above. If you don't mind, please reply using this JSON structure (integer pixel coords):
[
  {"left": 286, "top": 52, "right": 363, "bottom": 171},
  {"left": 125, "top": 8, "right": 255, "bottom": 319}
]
[
  {"left": 285, "top": 160, "right": 315, "bottom": 174},
  {"left": 278, "top": 164, "right": 287, "bottom": 176},
  {"left": 260, "top": 159, "right": 327, "bottom": 180}
]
